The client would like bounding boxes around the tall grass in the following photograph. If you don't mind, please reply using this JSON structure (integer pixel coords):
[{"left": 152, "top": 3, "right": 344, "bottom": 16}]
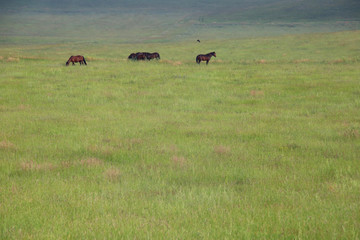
[{"left": 1, "top": 31, "right": 360, "bottom": 239}]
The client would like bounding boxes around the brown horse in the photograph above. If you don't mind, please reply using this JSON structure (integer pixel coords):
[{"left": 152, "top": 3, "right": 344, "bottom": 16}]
[
  {"left": 66, "top": 55, "right": 87, "bottom": 66},
  {"left": 146, "top": 52, "right": 160, "bottom": 60},
  {"left": 196, "top": 52, "right": 216, "bottom": 65}
]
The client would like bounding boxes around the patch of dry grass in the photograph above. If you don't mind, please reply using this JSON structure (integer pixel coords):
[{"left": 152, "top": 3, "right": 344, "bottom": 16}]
[
  {"left": 60, "top": 161, "right": 73, "bottom": 168},
  {"left": 105, "top": 167, "right": 121, "bottom": 182},
  {"left": 172, "top": 155, "right": 186, "bottom": 167},
  {"left": 214, "top": 145, "right": 231, "bottom": 155},
  {"left": 128, "top": 138, "right": 143, "bottom": 150},
  {"left": 293, "top": 59, "right": 311, "bottom": 63},
  {"left": 0, "top": 140, "right": 16, "bottom": 150},
  {"left": 18, "top": 104, "right": 30, "bottom": 110},
  {"left": 158, "top": 144, "right": 178, "bottom": 155},
  {"left": 80, "top": 158, "right": 103, "bottom": 167},
  {"left": 160, "top": 60, "right": 182, "bottom": 66},
  {"left": 329, "top": 59, "right": 345, "bottom": 64},
  {"left": 85, "top": 56, "right": 105, "bottom": 61},
  {"left": 88, "top": 144, "right": 118, "bottom": 156},
  {"left": 343, "top": 127, "right": 359, "bottom": 139},
  {"left": 20, "top": 56, "right": 49, "bottom": 60},
  {"left": 6, "top": 57, "right": 20, "bottom": 62},
  {"left": 250, "top": 90, "right": 264, "bottom": 97},
  {"left": 20, "top": 161, "right": 57, "bottom": 171}
]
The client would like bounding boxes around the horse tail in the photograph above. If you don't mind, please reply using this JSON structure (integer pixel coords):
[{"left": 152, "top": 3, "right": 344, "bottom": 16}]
[
  {"left": 196, "top": 56, "right": 200, "bottom": 64},
  {"left": 83, "top": 57, "right": 87, "bottom": 65}
]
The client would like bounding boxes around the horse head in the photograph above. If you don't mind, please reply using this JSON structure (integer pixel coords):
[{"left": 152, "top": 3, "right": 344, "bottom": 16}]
[
  {"left": 66, "top": 56, "right": 73, "bottom": 66},
  {"left": 128, "top": 53, "right": 136, "bottom": 60}
]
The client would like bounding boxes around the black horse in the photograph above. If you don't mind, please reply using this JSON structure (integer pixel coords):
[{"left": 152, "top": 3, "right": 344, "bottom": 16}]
[
  {"left": 196, "top": 52, "right": 216, "bottom": 65},
  {"left": 128, "top": 53, "right": 137, "bottom": 60}
]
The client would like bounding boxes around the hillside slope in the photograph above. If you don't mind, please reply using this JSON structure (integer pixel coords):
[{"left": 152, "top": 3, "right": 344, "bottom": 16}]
[
  {"left": 1, "top": 0, "right": 359, "bottom": 43},
  {"left": 2, "top": 0, "right": 360, "bottom": 21}
]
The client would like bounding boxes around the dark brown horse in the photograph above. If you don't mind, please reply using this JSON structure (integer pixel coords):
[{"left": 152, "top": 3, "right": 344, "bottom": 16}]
[
  {"left": 66, "top": 55, "right": 87, "bottom": 66},
  {"left": 150, "top": 52, "right": 160, "bottom": 59},
  {"left": 135, "top": 52, "right": 147, "bottom": 61},
  {"left": 196, "top": 52, "right": 216, "bottom": 65},
  {"left": 146, "top": 52, "right": 160, "bottom": 60},
  {"left": 128, "top": 53, "right": 137, "bottom": 60}
]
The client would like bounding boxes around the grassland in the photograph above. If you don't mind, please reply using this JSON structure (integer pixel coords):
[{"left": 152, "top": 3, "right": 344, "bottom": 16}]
[{"left": 0, "top": 29, "right": 359, "bottom": 239}]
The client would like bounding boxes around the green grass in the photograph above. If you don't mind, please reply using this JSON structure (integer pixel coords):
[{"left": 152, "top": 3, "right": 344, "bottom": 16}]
[{"left": 1, "top": 31, "right": 360, "bottom": 239}]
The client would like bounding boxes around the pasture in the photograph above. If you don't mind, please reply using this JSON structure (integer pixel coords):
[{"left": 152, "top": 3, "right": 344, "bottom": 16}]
[{"left": 1, "top": 30, "right": 360, "bottom": 239}]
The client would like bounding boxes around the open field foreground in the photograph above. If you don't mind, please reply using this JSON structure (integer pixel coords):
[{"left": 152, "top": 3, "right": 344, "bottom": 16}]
[{"left": 1, "top": 31, "right": 360, "bottom": 239}]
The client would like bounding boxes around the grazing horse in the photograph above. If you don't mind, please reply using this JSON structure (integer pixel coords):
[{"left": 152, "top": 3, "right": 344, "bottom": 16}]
[
  {"left": 196, "top": 52, "right": 216, "bottom": 65},
  {"left": 146, "top": 52, "right": 160, "bottom": 60},
  {"left": 142, "top": 52, "right": 151, "bottom": 59},
  {"left": 66, "top": 55, "right": 87, "bottom": 66},
  {"left": 128, "top": 53, "right": 137, "bottom": 60},
  {"left": 136, "top": 52, "right": 147, "bottom": 61}
]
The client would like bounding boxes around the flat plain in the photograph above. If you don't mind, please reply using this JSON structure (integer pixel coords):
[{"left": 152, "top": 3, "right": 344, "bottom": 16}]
[{"left": 1, "top": 2, "right": 360, "bottom": 238}]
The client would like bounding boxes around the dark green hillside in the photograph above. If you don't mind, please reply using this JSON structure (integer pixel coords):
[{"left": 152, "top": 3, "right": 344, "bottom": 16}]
[
  {"left": 209, "top": 0, "right": 360, "bottom": 22},
  {"left": 1, "top": 0, "right": 359, "bottom": 43},
  {"left": 2, "top": 0, "right": 360, "bottom": 21}
]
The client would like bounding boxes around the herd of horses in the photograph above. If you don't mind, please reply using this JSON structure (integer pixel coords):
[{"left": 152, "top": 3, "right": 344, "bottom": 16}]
[
  {"left": 65, "top": 51, "right": 216, "bottom": 66},
  {"left": 128, "top": 52, "right": 160, "bottom": 61}
]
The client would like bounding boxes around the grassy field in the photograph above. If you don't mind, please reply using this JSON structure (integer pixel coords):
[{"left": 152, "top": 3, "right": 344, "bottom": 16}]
[{"left": 1, "top": 29, "right": 360, "bottom": 239}]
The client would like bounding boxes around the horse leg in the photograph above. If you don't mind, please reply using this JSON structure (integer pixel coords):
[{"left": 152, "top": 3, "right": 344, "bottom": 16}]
[{"left": 206, "top": 60, "right": 209, "bottom": 65}]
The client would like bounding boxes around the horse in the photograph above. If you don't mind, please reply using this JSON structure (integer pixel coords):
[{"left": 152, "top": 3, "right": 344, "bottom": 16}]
[
  {"left": 136, "top": 52, "right": 147, "bottom": 61},
  {"left": 66, "top": 55, "right": 87, "bottom": 66},
  {"left": 142, "top": 52, "right": 151, "bottom": 59},
  {"left": 128, "top": 53, "right": 137, "bottom": 60},
  {"left": 146, "top": 52, "right": 160, "bottom": 60},
  {"left": 196, "top": 52, "right": 216, "bottom": 65}
]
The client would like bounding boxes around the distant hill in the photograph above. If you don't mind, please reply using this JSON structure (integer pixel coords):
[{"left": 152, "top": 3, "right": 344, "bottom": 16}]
[
  {"left": 208, "top": 0, "right": 360, "bottom": 22},
  {"left": 1, "top": 0, "right": 359, "bottom": 43},
  {"left": 2, "top": 0, "right": 360, "bottom": 22}
]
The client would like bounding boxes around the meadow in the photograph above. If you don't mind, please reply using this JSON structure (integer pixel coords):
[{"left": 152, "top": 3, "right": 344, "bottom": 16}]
[{"left": 1, "top": 28, "right": 360, "bottom": 239}]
